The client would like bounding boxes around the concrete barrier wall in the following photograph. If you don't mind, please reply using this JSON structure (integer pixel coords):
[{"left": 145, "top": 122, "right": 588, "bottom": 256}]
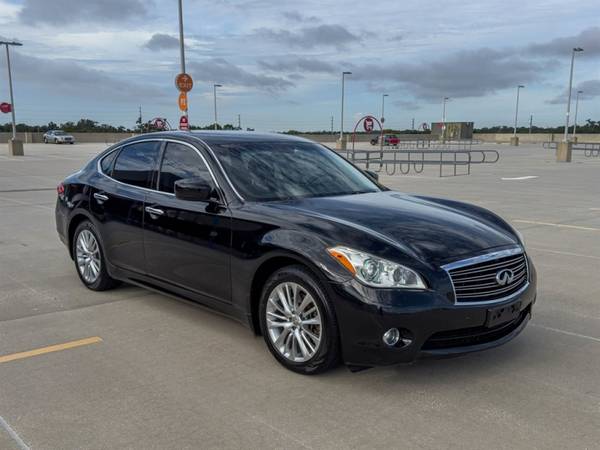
[{"left": 0, "top": 132, "right": 136, "bottom": 144}]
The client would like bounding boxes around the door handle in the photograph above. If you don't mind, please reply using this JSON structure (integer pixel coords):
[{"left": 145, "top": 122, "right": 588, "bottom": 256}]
[
  {"left": 145, "top": 206, "right": 164, "bottom": 217},
  {"left": 93, "top": 192, "right": 109, "bottom": 203}
]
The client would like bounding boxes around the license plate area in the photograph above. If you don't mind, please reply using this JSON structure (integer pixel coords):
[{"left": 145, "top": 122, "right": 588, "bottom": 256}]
[{"left": 486, "top": 301, "right": 522, "bottom": 328}]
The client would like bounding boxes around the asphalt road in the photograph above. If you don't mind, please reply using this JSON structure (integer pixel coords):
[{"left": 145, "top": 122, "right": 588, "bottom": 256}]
[{"left": 0, "top": 142, "right": 599, "bottom": 449}]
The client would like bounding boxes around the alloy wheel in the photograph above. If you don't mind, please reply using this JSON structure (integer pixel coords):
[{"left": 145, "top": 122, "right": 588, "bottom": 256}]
[
  {"left": 75, "top": 229, "right": 101, "bottom": 284},
  {"left": 266, "top": 282, "right": 322, "bottom": 363}
]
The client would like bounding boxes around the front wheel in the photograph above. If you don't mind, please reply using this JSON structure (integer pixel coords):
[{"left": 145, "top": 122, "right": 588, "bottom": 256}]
[
  {"left": 259, "top": 265, "right": 340, "bottom": 374},
  {"left": 72, "top": 221, "right": 119, "bottom": 291}
]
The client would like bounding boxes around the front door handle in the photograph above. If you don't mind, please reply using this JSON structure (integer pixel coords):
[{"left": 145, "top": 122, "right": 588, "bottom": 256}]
[
  {"left": 93, "top": 192, "right": 109, "bottom": 203},
  {"left": 145, "top": 206, "right": 164, "bottom": 217}
]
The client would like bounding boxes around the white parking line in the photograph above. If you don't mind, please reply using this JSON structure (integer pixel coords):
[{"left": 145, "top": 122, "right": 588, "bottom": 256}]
[
  {"left": 529, "top": 247, "right": 600, "bottom": 260},
  {"left": 501, "top": 176, "right": 538, "bottom": 180},
  {"left": 514, "top": 219, "right": 600, "bottom": 232},
  {"left": 531, "top": 323, "right": 600, "bottom": 343},
  {"left": 0, "top": 416, "right": 30, "bottom": 450}
]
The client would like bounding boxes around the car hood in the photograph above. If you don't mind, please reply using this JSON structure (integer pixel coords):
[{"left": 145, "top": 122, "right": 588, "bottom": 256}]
[{"left": 267, "top": 191, "right": 518, "bottom": 264}]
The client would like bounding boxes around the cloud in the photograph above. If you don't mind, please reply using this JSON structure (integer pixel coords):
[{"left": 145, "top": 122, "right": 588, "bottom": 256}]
[
  {"left": 258, "top": 57, "right": 337, "bottom": 74},
  {"left": 144, "top": 33, "right": 180, "bottom": 51},
  {"left": 19, "top": 0, "right": 150, "bottom": 24},
  {"left": 527, "top": 27, "right": 600, "bottom": 57},
  {"left": 393, "top": 100, "right": 421, "bottom": 110},
  {"left": 547, "top": 79, "right": 600, "bottom": 104},
  {"left": 187, "top": 58, "right": 294, "bottom": 92},
  {"left": 281, "top": 11, "right": 320, "bottom": 23},
  {"left": 352, "top": 48, "right": 551, "bottom": 100},
  {"left": 255, "top": 24, "right": 362, "bottom": 49},
  {"left": 3, "top": 50, "right": 164, "bottom": 101}
]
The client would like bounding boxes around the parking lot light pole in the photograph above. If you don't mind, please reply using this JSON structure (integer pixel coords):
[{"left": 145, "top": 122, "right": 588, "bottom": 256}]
[
  {"left": 573, "top": 90, "right": 583, "bottom": 140},
  {"left": 513, "top": 85, "right": 524, "bottom": 136},
  {"left": 340, "top": 71, "right": 352, "bottom": 144},
  {"left": 529, "top": 114, "right": 533, "bottom": 134},
  {"left": 442, "top": 97, "right": 449, "bottom": 141},
  {"left": 1, "top": 40, "right": 23, "bottom": 155},
  {"left": 564, "top": 47, "right": 583, "bottom": 142},
  {"left": 213, "top": 84, "right": 222, "bottom": 130},
  {"left": 381, "top": 94, "right": 388, "bottom": 124}
]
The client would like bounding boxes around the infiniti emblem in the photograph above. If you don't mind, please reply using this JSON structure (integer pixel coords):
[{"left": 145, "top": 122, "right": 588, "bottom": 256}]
[{"left": 496, "top": 269, "right": 515, "bottom": 286}]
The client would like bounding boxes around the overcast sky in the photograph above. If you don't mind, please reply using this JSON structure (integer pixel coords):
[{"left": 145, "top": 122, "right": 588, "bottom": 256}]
[{"left": 0, "top": 0, "right": 599, "bottom": 131}]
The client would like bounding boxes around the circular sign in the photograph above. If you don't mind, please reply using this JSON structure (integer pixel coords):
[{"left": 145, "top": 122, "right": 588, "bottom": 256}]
[
  {"left": 0, "top": 102, "right": 11, "bottom": 114},
  {"left": 178, "top": 92, "right": 188, "bottom": 112},
  {"left": 179, "top": 115, "right": 189, "bottom": 131},
  {"left": 153, "top": 118, "right": 166, "bottom": 130},
  {"left": 363, "top": 116, "right": 374, "bottom": 132},
  {"left": 175, "top": 73, "right": 193, "bottom": 92}
]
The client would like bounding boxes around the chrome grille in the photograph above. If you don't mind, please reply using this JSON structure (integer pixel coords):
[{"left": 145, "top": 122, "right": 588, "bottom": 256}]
[{"left": 445, "top": 249, "right": 528, "bottom": 303}]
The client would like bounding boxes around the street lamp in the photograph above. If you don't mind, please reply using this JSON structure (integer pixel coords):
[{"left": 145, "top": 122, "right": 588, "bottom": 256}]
[
  {"left": 340, "top": 71, "right": 352, "bottom": 143},
  {"left": 442, "top": 97, "right": 450, "bottom": 141},
  {"left": 213, "top": 84, "right": 222, "bottom": 130},
  {"left": 573, "top": 90, "right": 583, "bottom": 139},
  {"left": 381, "top": 94, "right": 388, "bottom": 125},
  {"left": 513, "top": 85, "right": 525, "bottom": 136},
  {"left": 1, "top": 40, "right": 23, "bottom": 154},
  {"left": 564, "top": 47, "right": 583, "bottom": 142}
]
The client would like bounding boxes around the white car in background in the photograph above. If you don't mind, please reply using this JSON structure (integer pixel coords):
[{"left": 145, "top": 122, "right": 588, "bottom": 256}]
[{"left": 43, "top": 130, "right": 75, "bottom": 144}]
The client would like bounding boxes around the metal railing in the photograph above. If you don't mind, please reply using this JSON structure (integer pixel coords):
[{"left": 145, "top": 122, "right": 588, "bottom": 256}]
[
  {"left": 340, "top": 148, "right": 500, "bottom": 177},
  {"left": 543, "top": 141, "right": 600, "bottom": 157},
  {"left": 365, "top": 139, "right": 476, "bottom": 151}
]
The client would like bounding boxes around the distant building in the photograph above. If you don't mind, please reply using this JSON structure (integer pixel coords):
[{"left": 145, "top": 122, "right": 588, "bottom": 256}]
[{"left": 430, "top": 122, "right": 474, "bottom": 140}]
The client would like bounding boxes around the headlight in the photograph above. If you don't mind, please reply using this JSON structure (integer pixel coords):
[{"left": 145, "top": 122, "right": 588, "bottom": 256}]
[{"left": 327, "top": 246, "right": 427, "bottom": 289}]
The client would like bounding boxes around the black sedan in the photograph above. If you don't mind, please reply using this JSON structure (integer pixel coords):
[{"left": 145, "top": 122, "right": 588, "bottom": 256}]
[{"left": 55, "top": 131, "right": 536, "bottom": 374}]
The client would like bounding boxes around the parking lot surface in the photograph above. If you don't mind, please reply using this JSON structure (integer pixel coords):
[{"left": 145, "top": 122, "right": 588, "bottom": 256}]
[{"left": 0, "top": 142, "right": 599, "bottom": 449}]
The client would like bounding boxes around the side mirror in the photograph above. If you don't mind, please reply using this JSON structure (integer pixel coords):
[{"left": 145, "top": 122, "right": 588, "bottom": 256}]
[
  {"left": 174, "top": 177, "right": 218, "bottom": 202},
  {"left": 364, "top": 169, "right": 379, "bottom": 182}
]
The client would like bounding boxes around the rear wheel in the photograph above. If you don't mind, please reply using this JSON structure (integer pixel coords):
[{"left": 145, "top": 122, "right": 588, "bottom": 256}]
[
  {"left": 259, "top": 265, "right": 340, "bottom": 374},
  {"left": 72, "top": 221, "right": 119, "bottom": 291}
]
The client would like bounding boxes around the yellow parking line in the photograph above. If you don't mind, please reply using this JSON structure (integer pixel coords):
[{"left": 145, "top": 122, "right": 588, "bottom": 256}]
[
  {"left": 0, "top": 336, "right": 102, "bottom": 364},
  {"left": 513, "top": 219, "right": 600, "bottom": 232}
]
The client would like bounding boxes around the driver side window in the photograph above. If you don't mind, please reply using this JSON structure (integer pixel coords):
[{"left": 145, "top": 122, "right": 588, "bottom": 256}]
[{"left": 158, "top": 142, "right": 212, "bottom": 193}]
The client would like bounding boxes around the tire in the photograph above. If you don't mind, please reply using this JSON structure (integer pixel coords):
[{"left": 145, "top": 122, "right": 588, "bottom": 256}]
[
  {"left": 44, "top": 138, "right": 47, "bottom": 144},
  {"left": 72, "top": 221, "right": 119, "bottom": 291},
  {"left": 259, "top": 265, "right": 340, "bottom": 374}
]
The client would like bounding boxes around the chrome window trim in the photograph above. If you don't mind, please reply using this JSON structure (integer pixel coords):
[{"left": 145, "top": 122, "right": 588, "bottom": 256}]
[
  {"left": 96, "top": 138, "right": 225, "bottom": 201},
  {"left": 441, "top": 246, "right": 529, "bottom": 306}
]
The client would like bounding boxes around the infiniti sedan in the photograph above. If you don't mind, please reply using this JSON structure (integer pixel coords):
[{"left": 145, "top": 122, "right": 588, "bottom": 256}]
[{"left": 55, "top": 132, "right": 536, "bottom": 374}]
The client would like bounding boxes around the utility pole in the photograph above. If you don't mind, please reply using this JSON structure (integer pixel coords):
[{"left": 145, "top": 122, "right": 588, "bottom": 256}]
[
  {"left": 339, "top": 71, "right": 352, "bottom": 146},
  {"left": 529, "top": 114, "right": 533, "bottom": 134},
  {"left": 381, "top": 94, "right": 388, "bottom": 125},
  {"left": 237, "top": 114, "right": 241, "bottom": 130},
  {"left": 331, "top": 115, "right": 334, "bottom": 135},
  {"left": 177, "top": 0, "right": 187, "bottom": 121},
  {"left": 573, "top": 90, "right": 583, "bottom": 140},
  {"left": 1, "top": 39, "right": 23, "bottom": 156},
  {"left": 213, "top": 84, "right": 222, "bottom": 130},
  {"left": 442, "top": 97, "right": 449, "bottom": 142},
  {"left": 564, "top": 47, "right": 583, "bottom": 142},
  {"left": 411, "top": 117, "right": 415, "bottom": 131}
]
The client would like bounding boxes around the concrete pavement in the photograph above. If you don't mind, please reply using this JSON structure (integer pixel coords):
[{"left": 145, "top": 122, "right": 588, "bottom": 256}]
[{"left": 0, "top": 142, "right": 599, "bottom": 449}]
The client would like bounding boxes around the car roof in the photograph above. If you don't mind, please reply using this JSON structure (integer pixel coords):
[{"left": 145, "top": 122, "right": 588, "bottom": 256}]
[{"left": 131, "top": 130, "right": 315, "bottom": 146}]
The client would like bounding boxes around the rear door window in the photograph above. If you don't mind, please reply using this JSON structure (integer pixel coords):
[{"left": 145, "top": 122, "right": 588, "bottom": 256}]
[{"left": 112, "top": 141, "right": 161, "bottom": 189}]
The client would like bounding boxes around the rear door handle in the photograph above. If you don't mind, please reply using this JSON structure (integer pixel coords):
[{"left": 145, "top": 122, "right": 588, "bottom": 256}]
[
  {"left": 145, "top": 206, "right": 164, "bottom": 217},
  {"left": 93, "top": 193, "right": 109, "bottom": 203}
]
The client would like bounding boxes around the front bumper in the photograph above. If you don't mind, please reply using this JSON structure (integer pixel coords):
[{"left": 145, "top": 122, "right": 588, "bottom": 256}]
[{"left": 330, "top": 260, "right": 537, "bottom": 367}]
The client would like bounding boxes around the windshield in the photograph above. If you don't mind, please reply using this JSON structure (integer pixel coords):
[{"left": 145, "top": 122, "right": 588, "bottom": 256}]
[
  {"left": 54, "top": 131, "right": 66, "bottom": 135},
  {"left": 210, "top": 141, "right": 381, "bottom": 201}
]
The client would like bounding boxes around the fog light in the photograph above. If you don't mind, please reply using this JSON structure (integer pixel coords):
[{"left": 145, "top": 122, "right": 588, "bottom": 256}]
[{"left": 382, "top": 328, "right": 400, "bottom": 347}]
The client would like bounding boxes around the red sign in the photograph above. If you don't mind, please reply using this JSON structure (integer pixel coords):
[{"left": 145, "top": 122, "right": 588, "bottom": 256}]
[
  {"left": 179, "top": 115, "right": 189, "bottom": 131},
  {"left": 363, "top": 116, "right": 374, "bottom": 132},
  {"left": 175, "top": 73, "right": 193, "bottom": 92},
  {"left": 152, "top": 118, "right": 166, "bottom": 130},
  {"left": 178, "top": 92, "right": 188, "bottom": 112},
  {"left": 0, "top": 102, "right": 11, "bottom": 114}
]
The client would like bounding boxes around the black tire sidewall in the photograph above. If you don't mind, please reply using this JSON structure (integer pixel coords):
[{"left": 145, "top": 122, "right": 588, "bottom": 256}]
[
  {"left": 259, "top": 265, "right": 340, "bottom": 374},
  {"left": 72, "top": 221, "right": 115, "bottom": 291}
]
